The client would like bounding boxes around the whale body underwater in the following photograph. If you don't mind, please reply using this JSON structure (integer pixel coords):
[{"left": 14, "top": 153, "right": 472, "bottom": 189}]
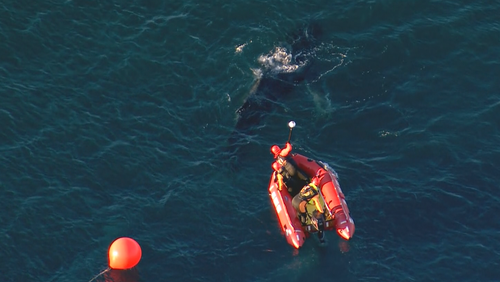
[{"left": 228, "top": 24, "right": 323, "bottom": 153}]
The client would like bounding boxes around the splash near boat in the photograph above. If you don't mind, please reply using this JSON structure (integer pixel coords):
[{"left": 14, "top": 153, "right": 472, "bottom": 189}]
[{"left": 268, "top": 121, "right": 355, "bottom": 249}]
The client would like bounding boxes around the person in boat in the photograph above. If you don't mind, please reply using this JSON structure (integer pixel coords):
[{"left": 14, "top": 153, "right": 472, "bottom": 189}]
[
  {"left": 292, "top": 180, "right": 322, "bottom": 224},
  {"left": 293, "top": 180, "right": 327, "bottom": 242},
  {"left": 270, "top": 142, "right": 309, "bottom": 195}
]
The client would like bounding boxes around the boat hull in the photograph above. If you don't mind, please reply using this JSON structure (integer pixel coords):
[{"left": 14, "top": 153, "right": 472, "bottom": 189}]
[{"left": 268, "top": 172, "right": 307, "bottom": 249}]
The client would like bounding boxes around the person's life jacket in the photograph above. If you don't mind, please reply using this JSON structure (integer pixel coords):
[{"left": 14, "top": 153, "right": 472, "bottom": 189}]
[{"left": 299, "top": 183, "right": 325, "bottom": 214}]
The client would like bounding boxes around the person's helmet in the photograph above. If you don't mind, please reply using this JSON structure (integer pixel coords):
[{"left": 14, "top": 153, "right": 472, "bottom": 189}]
[
  {"left": 271, "top": 145, "right": 281, "bottom": 158},
  {"left": 300, "top": 185, "right": 313, "bottom": 198}
]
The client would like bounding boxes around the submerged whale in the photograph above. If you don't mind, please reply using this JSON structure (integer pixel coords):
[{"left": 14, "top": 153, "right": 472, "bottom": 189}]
[{"left": 228, "top": 24, "right": 323, "bottom": 151}]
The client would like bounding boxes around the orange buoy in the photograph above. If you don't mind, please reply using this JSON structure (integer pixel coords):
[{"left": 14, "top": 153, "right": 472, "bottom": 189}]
[{"left": 108, "top": 237, "right": 142, "bottom": 270}]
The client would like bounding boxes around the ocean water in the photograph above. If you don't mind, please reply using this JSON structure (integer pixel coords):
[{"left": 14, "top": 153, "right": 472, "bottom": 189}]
[{"left": 1, "top": 0, "right": 500, "bottom": 281}]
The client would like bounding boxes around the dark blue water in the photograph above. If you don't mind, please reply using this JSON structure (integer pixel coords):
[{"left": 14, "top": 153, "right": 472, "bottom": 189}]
[{"left": 1, "top": 1, "right": 500, "bottom": 281}]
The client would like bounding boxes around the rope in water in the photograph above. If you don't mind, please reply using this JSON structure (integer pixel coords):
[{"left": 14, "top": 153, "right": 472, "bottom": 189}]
[{"left": 88, "top": 267, "right": 110, "bottom": 282}]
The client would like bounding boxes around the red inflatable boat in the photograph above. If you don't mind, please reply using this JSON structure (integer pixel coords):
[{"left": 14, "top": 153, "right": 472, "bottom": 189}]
[{"left": 268, "top": 121, "right": 355, "bottom": 249}]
